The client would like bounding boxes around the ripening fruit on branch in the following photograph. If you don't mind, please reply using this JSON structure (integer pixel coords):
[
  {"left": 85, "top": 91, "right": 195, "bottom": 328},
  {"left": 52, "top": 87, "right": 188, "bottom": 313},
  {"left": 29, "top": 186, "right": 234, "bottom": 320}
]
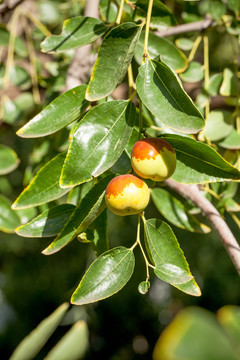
[
  {"left": 105, "top": 174, "right": 150, "bottom": 216},
  {"left": 131, "top": 137, "right": 176, "bottom": 181}
]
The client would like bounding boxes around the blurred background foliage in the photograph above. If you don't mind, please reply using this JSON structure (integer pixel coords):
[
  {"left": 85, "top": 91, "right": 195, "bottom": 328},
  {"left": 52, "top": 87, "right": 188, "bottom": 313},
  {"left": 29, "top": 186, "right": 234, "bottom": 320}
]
[{"left": 0, "top": 0, "right": 240, "bottom": 359}]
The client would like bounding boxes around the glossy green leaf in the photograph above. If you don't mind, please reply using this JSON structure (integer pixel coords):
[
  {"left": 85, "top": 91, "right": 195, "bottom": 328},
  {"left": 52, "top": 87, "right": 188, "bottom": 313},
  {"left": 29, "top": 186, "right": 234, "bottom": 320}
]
[
  {"left": 151, "top": 188, "right": 210, "bottom": 233},
  {"left": 41, "top": 16, "right": 109, "bottom": 53},
  {"left": 143, "top": 218, "right": 201, "bottom": 296},
  {"left": 180, "top": 61, "right": 204, "bottom": 82},
  {"left": 42, "top": 175, "right": 113, "bottom": 255},
  {"left": 60, "top": 100, "right": 136, "bottom": 187},
  {"left": 136, "top": 58, "right": 204, "bottom": 134},
  {"left": 203, "top": 110, "right": 233, "bottom": 141},
  {"left": 135, "top": 31, "right": 187, "bottom": 73},
  {"left": 44, "top": 320, "right": 88, "bottom": 360},
  {"left": 71, "top": 246, "right": 135, "bottom": 305},
  {"left": 9, "top": 303, "right": 69, "bottom": 360},
  {"left": 12, "top": 153, "right": 70, "bottom": 209},
  {"left": 16, "top": 204, "right": 75, "bottom": 238},
  {"left": 86, "top": 22, "right": 142, "bottom": 101},
  {"left": 0, "top": 195, "right": 21, "bottom": 233},
  {"left": 218, "top": 129, "right": 240, "bottom": 149},
  {"left": 90, "top": 208, "right": 109, "bottom": 256},
  {"left": 153, "top": 307, "right": 238, "bottom": 360},
  {"left": 161, "top": 134, "right": 240, "bottom": 183},
  {"left": 134, "top": 0, "right": 176, "bottom": 30},
  {"left": 0, "top": 144, "right": 19, "bottom": 175},
  {"left": 110, "top": 127, "right": 139, "bottom": 175},
  {"left": 17, "top": 85, "right": 89, "bottom": 138},
  {"left": 220, "top": 68, "right": 239, "bottom": 96}
]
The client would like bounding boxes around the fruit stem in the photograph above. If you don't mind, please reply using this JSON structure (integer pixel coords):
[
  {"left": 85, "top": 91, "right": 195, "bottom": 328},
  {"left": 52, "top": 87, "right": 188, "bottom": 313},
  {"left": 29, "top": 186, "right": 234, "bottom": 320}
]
[
  {"left": 136, "top": 214, "right": 150, "bottom": 280},
  {"left": 138, "top": 99, "right": 143, "bottom": 139},
  {"left": 187, "top": 35, "right": 202, "bottom": 63},
  {"left": 143, "top": 0, "right": 154, "bottom": 62},
  {"left": 128, "top": 63, "right": 135, "bottom": 97},
  {"left": 116, "top": 0, "right": 125, "bottom": 24}
]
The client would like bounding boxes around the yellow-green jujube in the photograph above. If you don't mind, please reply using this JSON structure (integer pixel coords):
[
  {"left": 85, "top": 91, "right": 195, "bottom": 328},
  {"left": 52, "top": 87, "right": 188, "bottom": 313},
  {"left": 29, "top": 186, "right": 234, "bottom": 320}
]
[
  {"left": 131, "top": 138, "right": 176, "bottom": 181},
  {"left": 105, "top": 174, "right": 150, "bottom": 216}
]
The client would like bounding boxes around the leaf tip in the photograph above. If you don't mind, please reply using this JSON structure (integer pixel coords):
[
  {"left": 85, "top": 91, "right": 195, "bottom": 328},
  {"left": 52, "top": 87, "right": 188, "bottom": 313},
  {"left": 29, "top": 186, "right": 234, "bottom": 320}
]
[
  {"left": 41, "top": 246, "right": 53, "bottom": 255},
  {"left": 11, "top": 201, "right": 18, "bottom": 210}
]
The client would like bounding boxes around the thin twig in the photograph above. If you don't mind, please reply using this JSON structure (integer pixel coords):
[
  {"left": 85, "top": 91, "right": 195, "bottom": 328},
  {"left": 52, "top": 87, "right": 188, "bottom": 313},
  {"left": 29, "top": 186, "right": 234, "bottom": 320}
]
[
  {"left": 165, "top": 178, "right": 240, "bottom": 276},
  {"left": 155, "top": 17, "right": 215, "bottom": 38}
]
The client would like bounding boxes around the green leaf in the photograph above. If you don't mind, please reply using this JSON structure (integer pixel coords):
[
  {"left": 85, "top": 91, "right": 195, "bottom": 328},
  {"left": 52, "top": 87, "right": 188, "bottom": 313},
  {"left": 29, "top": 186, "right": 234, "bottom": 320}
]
[
  {"left": 153, "top": 307, "right": 239, "bottom": 360},
  {"left": 17, "top": 85, "right": 89, "bottom": 138},
  {"left": 42, "top": 175, "right": 113, "bottom": 255},
  {"left": 44, "top": 320, "right": 88, "bottom": 360},
  {"left": 209, "top": 0, "right": 227, "bottom": 20},
  {"left": 224, "top": 198, "right": 240, "bottom": 212},
  {"left": 161, "top": 134, "right": 240, "bottom": 183},
  {"left": 99, "top": 0, "right": 118, "bottom": 23},
  {"left": 217, "top": 305, "right": 240, "bottom": 342},
  {"left": 9, "top": 303, "right": 69, "bottom": 360},
  {"left": 0, "top": 195, "right": 21, "bottom": 233},
  {"left": 138, "top": 280, "right": 150, "bottom": 294},
  {"left": 218, "top": 129, "right": 240, "bottom": 150},
  {"left": 180, "top": 61, "right": 204, "bottom": 83},
  {"left": 60, "top": 100, "right": 136, "bottom": 187},
  {"left": 0, "top": 144, "right": 19, "bottom": 175},
  {"left": 86, "top": 22, "right": 142, "bottom": 101},
  {"left": 16, "top": 204, "right": 75, "bottom": 238},
  {"left": 12, "top": 153, "right": 70, "bottom": 209},
  {"left": 41, "top": 16, "right": 109, "bottom": 53},
  {"left": 90, "top": 208, "right": 109, "bottom": 256},
  {"left": 110, "top": 126, "right": 139, "bottom": 175},
  {"left": 151, "top": 188, "right": 210, "bottom": 233},
  {"left": 203, "top": 110, "right": 233, "bottom": 142},
  {"left": 227, "top": 0, "right": 240, "bottom": 13},
  {"left": 175, "top": 37, "right": 193, "bottom": 51},
  {"left": 208, "top": 73, "right": 223, "bottom": 96},
  {"left": 134, "top": 0, "right": 176, "bottom": 30},
  {"left": 136, "top": 58, "right": 204, "bottom": 134},
  {"left": 143, "top": 218, "right": 201, "bottom": 296},
  {"left": 0, "top": 24, "right": 28, "bottom": 57},
  {"left": 135, "top": 31, "right": 187, "bottom": 73},
  {"left": 71, "top": 246, "right": 135, "bottom": 305},
  {"left": 10, "top": 65, "right": 31, "bottom": 89},
  {"left": 220, "top": 68, "right": 239, "bottom": 96}
]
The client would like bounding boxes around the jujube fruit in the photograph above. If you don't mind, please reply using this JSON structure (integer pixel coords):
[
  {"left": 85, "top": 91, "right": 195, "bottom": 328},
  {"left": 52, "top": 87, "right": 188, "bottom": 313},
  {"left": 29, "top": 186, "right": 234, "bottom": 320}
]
[
  {"left": 105, "top": 174, "right": 150, "bottom": 216},
  {"left": 131, "top": 137, "right": 176, "bottom": 181}
]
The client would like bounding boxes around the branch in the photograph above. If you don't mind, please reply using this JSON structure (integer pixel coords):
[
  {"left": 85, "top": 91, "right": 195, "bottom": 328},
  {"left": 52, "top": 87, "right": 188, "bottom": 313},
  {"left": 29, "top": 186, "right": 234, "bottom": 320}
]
[
  {"left": 0, "top": 0, "right": 23, "bottom": 14},
  {"left": 165, "top": 178, "right": 240, "bottom": 276},
  {"left": 155, "top": 17, "right": 215, "bottom": 38}
]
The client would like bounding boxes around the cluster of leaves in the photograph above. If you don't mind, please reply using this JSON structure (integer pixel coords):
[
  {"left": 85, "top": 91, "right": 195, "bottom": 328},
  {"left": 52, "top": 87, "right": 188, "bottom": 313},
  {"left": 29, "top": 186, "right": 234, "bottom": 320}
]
[
  {"left": 9, "top": 303, "right": 89, "bottom": 360},
  {"left": 1, "top": 0, "right": 240, "bottom": 310}
]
